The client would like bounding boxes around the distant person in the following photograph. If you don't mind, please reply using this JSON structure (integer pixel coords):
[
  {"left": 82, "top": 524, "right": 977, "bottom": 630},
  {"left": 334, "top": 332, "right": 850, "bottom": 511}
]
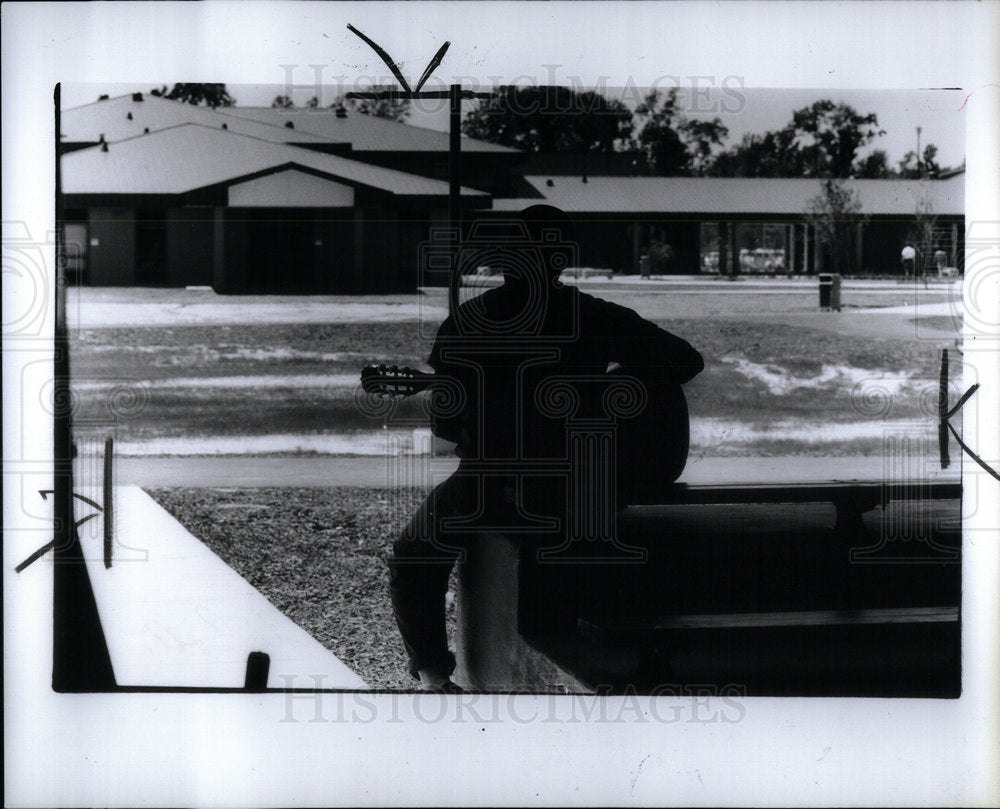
[
  {"left": 901, "top": 243, "right": 917, "bottom": 277},
  {"left": 934, "top": 248, "right": 948, "bottom": 276},
  {"left": 386, "top": 205, "right": 704, "bottom": 692}
]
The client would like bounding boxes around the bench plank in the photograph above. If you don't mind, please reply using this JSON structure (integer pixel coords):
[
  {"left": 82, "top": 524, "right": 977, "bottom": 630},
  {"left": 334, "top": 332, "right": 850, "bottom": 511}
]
[
  {"left": 579, "top": 605, "right": 959, "bottom": 645},
  {"left": 631, "top": 481, "right": 961, "bottom": 506}
]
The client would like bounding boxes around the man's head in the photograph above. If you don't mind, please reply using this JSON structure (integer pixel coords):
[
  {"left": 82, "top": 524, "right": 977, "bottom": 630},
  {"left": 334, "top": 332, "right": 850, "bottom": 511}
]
[
  {"left": 518, "top": 204, "right": 575, "bottom": 245},
  {"left": 500, "top": 204, "right": 576, "bottom": 285}
]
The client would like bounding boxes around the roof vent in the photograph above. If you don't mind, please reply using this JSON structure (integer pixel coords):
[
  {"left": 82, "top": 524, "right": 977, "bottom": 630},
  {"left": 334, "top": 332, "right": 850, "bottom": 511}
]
[
  {"left": 100, "top": 139, "right": 109, "bottom": 153},
  {"left": 285, "top": 120, "right": 295, "bottom": 129},
  {"left": 127, "top": 112, "right": 133, "bottom": 120},
  {"left": 143, "top": 127, "right": 150, "bottom": 134},
  {"left": 132, "top": 92, "right": 144, "bottom": 102},
  {"left": 335, "top": 105, "right": 348, "bottom": 119},
  {"left": 98, "top": 94, "right": 110, "bottom": 101},
  {"left": 222, "top": 122, "right": 228, "bottom": 130},
  {"left": 546, "top": 178, "right": 555, "bottom": 187}
]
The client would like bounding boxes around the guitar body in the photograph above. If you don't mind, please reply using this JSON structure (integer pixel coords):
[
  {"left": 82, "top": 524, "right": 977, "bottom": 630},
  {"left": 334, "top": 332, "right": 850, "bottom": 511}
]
[
  {"left": 609, "top": 367, "right": 689, "bottom": 506},
  {"left": 361, "top": 363, "right": 690, "bottom": 506}
]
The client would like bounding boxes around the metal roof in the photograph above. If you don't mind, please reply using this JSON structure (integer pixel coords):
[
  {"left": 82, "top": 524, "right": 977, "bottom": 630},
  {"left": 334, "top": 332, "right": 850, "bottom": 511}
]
[
  {"left": 219, "top": 106, "right": 518, "bottom": 153},
  {"left": 61, "top": 94, "right": 332, "bottom": 146},
  {"left": 492, "top": 175, "right": 965, "bottom": 216},
  {"left": 61, "top": 124, "right": 491, "bottom": 199}
]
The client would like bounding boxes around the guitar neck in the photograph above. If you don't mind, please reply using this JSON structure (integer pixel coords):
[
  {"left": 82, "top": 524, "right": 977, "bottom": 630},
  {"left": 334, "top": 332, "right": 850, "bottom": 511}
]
[
  {"left": 401, "top": 371, "right": 435, "bottom": 395},
  {"left": 361, "top": 365, "right": 436, "bottom": 397}
]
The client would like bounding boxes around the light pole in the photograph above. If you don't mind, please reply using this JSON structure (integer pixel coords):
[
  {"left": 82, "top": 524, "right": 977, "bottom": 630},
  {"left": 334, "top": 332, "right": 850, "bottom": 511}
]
[
  {"left": 345, "top": 25, "right": 494, "bottom": 318},
  {"left": 916, "top": 126, "right": 922, "bottom": 177}
]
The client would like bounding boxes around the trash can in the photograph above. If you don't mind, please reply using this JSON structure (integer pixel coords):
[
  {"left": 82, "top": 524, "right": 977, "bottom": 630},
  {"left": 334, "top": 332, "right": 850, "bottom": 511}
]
[
  {"left": 639, "top": 255, "right": 650, "bottom": 278},
  {"left": 819, "top": 273, "right": 842, "bottom": 311}
]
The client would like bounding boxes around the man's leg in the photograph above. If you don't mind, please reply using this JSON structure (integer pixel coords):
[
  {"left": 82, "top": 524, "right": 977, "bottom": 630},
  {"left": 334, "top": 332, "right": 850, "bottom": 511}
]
[{"left": 388, "top": 473, "right": 476, "bottom": 689}]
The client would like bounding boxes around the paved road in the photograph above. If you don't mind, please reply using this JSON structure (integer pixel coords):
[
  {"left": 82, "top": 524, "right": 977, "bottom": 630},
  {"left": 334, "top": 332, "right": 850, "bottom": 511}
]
[{"left": 113, "top": 454, "right": 959, "bottom": 488}]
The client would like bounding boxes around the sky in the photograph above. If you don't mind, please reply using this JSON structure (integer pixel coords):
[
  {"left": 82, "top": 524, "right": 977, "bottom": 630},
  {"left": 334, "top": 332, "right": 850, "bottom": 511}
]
[{"left": 60, "top": 83, "right": 966, "bottom": 170}]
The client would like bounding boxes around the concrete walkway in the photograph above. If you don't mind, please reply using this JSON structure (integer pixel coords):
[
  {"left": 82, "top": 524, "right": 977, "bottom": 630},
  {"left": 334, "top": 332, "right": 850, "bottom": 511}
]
[
  {"left": 115, "top": 454, "right": 959, "bottom": 489},
  {"left": 77, "top": 485, "right": 367, "bottom": 689}
]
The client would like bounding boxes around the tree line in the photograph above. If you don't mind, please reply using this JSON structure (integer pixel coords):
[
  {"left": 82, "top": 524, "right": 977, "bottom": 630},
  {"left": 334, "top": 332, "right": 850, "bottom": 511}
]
[
  {"left": 134, "top": 83, "right": 949, "bottom": 181},
  {"left": 462, "top": 87, "right": 949, "bottom": 180}
]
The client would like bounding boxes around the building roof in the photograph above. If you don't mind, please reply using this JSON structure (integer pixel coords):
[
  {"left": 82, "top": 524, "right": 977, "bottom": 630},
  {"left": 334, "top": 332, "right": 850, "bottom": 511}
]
[
  {"left": 62, "top": 93, "right": 517, "bottom": 154},
  {"left": 61, "top": 124, "right": 491, "bottom": 200},
  {"left": 492, "top": 175, "right": 965, "bottom": 216},
  {"left": 60, "top": 94, "right": 333, "bottom": 146},
  {"left": 218, "top": 106, "right": 518, "bottom": 153}
]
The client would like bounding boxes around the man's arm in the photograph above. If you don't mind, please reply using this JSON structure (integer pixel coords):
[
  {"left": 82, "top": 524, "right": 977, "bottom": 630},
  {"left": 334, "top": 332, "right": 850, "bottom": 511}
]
[
  {"left": 596, "top": 299, "right": 704, "bottom": 383},
  {"left": 426, "top": 317, "right": 473, "bottom": 447}
]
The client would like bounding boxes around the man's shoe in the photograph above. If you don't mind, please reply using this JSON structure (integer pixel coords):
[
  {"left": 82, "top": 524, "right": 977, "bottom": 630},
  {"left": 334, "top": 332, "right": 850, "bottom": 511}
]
[{"left": 425, "top": 679, "right": 464, "bottom": 694}]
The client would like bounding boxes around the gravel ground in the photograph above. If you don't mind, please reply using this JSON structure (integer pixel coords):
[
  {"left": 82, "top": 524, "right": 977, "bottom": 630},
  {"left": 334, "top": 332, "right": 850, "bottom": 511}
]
[{"left": 145, "top": 485, "right": 456, "bottom": 690}]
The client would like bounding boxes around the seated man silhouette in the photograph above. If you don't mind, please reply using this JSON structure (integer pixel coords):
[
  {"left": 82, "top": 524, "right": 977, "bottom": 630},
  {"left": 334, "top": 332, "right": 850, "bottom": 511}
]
[{"left": 388, "top": 205, "right": 704, "bottom": 691}]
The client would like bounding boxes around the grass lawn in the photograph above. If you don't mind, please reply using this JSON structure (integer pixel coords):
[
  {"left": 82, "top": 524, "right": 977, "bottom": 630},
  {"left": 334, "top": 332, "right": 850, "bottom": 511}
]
[{"left": 70, "top": 309, "right": 958, "bottom": 454}]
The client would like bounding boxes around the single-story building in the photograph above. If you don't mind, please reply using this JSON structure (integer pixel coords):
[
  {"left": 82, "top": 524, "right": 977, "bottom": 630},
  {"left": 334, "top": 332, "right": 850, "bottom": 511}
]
[
  {"left": 491, "top": 174, "right": 965, "bottom": 276},
  {"left": 59, "top": 94, "right": 965, "bottom": 290},
  {"left": 60, "top": 118, "right": 495, "bottom": 292}
]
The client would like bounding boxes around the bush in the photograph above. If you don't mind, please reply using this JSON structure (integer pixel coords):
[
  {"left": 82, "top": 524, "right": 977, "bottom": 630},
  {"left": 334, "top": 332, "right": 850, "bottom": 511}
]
[{"left": 648, "top": 240, "right": 674, "bottom": 273}]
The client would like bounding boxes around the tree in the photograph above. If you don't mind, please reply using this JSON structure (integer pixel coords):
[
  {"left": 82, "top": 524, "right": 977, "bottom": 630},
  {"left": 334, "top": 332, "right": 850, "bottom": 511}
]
[
  {"left": 782, "top": 100, "right": 884, "bottom": 178},
  {"left": 340, "top": 95, "right": 410, "bottom": 121},
  {"left": 855, "top": 149, "right": 894, "bottom": 179},
  {"left": 897, "top": 144, "right": 942, "bottom": 179},
  {"left": 707, "top": 130, "right": 802, "bottom": 178},
  {"left": 271, "top": 95, "right": 295, "bottom": 109},
  {"left": 907, "top": 182, "right": 941, "bottom": 277},
  {"left": 150, "top": 83, "right": 235, "bottom": 108},
  {"left": 710, "top": 100, "right": 885, "bottom": 179},
  {"left": 805, "top": 179, "right": 868, "bottom": 275},
  {"left": 633, "top": 90, "right": 729, "bottom": 175},
  {"left": 462, "top": 86, "right": 633, "bottom": 152}
]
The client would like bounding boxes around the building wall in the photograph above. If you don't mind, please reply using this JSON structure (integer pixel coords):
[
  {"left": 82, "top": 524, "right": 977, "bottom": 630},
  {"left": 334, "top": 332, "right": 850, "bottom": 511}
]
[
  {"left": 88, "top": 207, "right": 135, "bottom": 285},
  {"left": 166, "top": 207, "right": 214, "bottom": 286},
  {"left": 354, "top": 207, "right": 402, "bottom": 293},
  {"left": 216, "top": 207, "right": 360, "bottom": 293}
]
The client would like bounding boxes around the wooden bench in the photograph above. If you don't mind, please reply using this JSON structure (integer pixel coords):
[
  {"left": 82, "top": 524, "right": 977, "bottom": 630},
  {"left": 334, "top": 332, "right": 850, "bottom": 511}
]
[
  {"left": 626, "top": 480, "right": 962, "bottom": 530},
  {"left": 453, "top": 477, "right": 962, "bottom": 694},
  {"left": 574, "top": 605, "right": 960, "bottom": 696},
  {"left": 579, "top": 605, "right": 959, "bottom": 645}
]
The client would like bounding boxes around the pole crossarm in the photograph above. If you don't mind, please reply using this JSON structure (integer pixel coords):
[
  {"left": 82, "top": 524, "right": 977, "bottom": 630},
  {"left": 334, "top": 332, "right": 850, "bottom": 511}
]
[
  {"left": 346, "top": 24, "right": 413, "bottom": 93},
  {"left": 346, "top": 90, "right": 495, "bottom": 101}
]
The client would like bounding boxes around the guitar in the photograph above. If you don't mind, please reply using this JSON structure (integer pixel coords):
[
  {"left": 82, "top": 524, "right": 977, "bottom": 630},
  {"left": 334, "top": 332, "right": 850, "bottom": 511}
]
[{"left": 360, "top": 363, "right": 689, "bottom": 503}]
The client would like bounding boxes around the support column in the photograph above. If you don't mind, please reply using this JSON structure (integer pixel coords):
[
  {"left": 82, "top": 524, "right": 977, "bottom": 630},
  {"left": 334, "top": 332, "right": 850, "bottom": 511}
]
[
  {"left": 803, "top": 223, "right": 810, "bottom": 274},
  {"left": 212, "top": 206, "right": 225, "bottom": 291},
  {"left": 729, "top": 220, "right": 740, "bottom": 277},
  {"left": 856, "top": 221, "right": 865, "bottom": 275},
  {"left": 632, "top": 222, "right": 641, "bottom": 274},
  {"left": 353, "top": 208, "right": 366, "bottom": 293}
]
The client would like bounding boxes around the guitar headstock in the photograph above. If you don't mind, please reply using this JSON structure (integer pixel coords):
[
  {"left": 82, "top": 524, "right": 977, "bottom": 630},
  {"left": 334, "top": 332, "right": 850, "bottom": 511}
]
[{"left": 360, "top": 364, "right": 422, "bottom": 397}]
